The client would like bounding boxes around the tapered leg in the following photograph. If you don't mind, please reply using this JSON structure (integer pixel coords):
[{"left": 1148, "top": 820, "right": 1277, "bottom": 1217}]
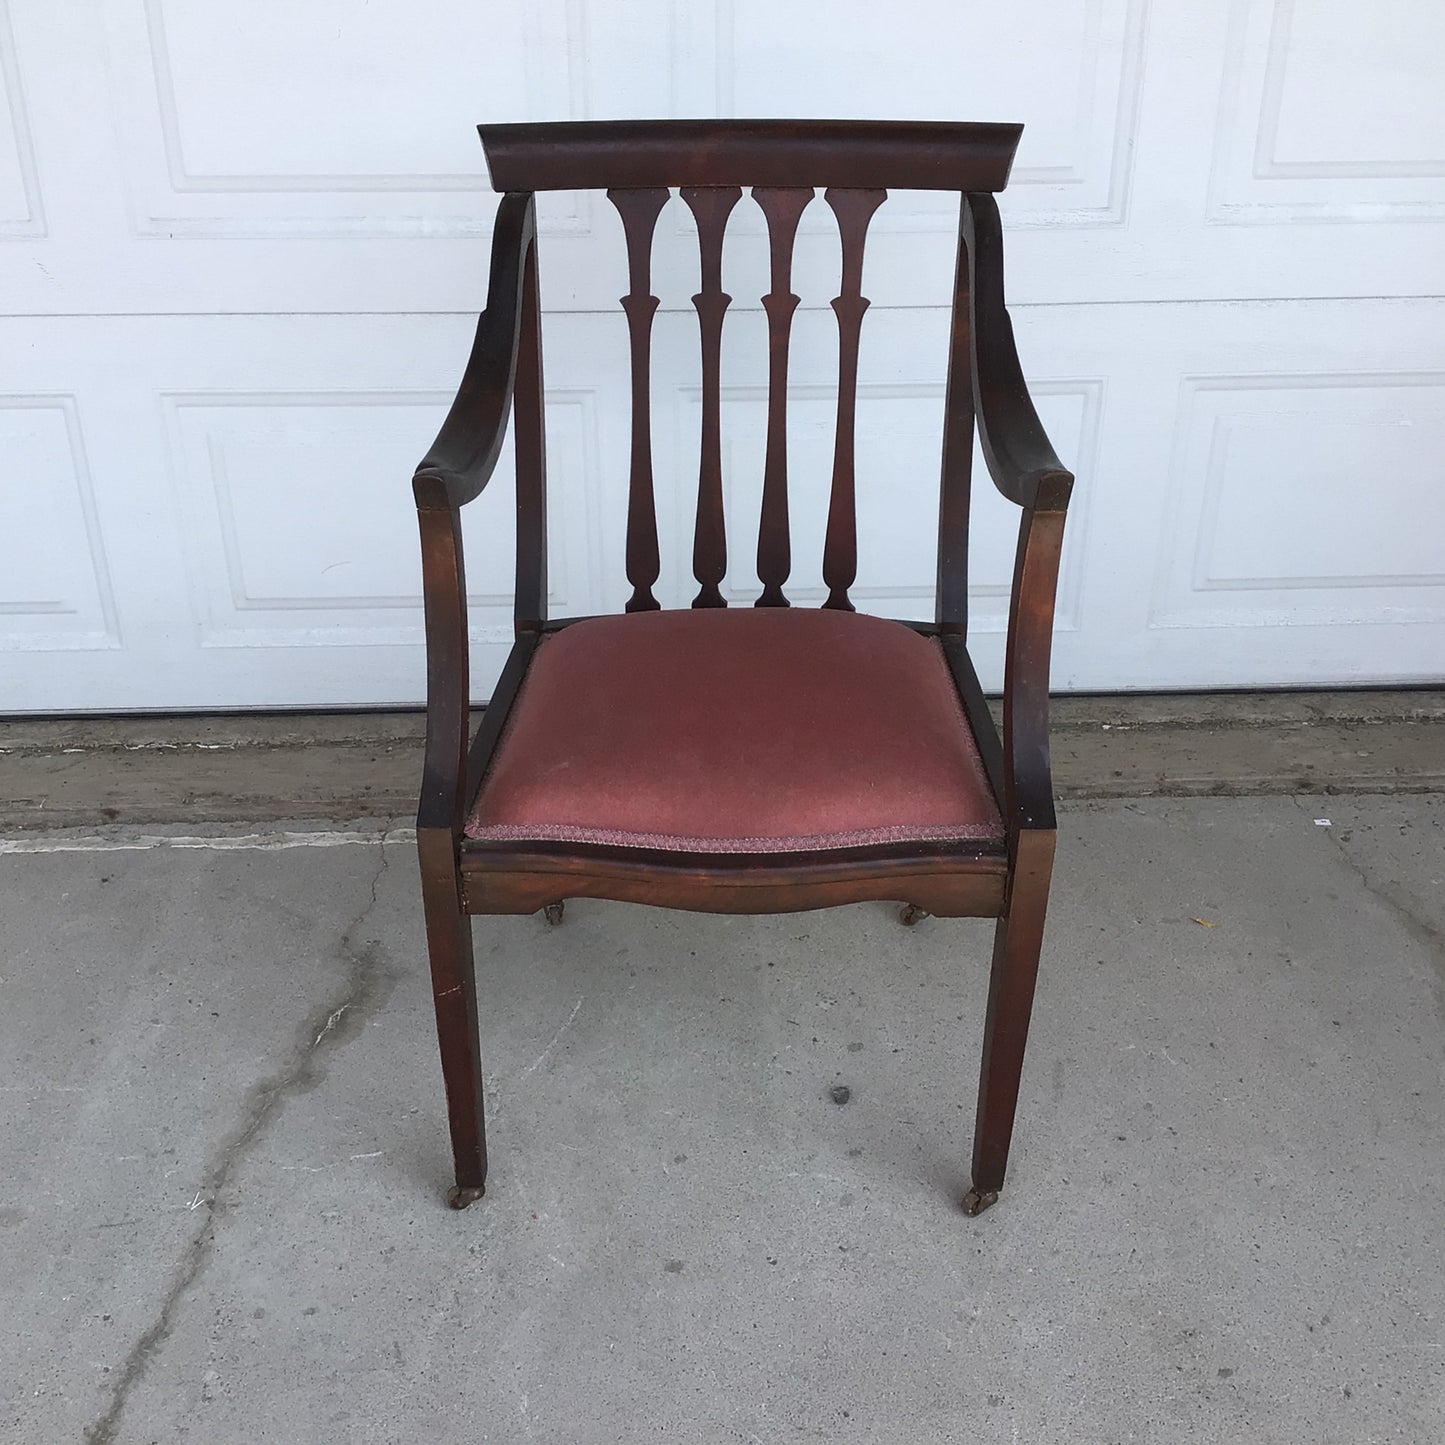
[
  {"left": 964, "top": 829, "right": 1056, "bottom": 1216},
  {"left": 418, "top": 835, "right": 487, "bottom": 1208}
]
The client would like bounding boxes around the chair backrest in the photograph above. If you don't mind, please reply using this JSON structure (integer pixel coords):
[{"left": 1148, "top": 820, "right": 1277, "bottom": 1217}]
[{"left": 478, "top": 119, "right": 1024, "bottom": 617}]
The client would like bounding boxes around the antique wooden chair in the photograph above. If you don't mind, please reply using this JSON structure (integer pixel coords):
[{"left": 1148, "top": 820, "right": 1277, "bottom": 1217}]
[{"left": 412, "top": 120, "right": 1073, "bottom": 1217}]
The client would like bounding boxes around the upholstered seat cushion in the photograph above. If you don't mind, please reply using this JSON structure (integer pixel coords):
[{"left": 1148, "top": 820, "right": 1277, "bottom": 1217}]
[{"left": 465, "top": 608, "right": 1003, "bottom": 853}]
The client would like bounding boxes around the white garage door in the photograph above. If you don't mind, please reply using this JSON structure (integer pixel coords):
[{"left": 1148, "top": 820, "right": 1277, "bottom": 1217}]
[{"left": 3, "top": 1, "right": 1442, "bottom": 711}]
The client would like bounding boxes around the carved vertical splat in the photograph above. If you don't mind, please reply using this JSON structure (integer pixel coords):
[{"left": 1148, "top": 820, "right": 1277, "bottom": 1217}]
[
  {"left": 607, "top": 187, "right": 670, "bottom": 612},
  {"left": 821, "top": 187, "right": 886, "bottom": 612},
  {"left": 681, "top": 185, "right": 742, "bottom": 608},
  {"left": 752, "top": 187, "right": 814, "bottom": 608}
]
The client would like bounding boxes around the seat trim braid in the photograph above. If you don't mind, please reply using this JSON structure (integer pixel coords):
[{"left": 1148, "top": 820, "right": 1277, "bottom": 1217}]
[{"left": 464, "top": 818, "right": 1002, "bottom": 854}]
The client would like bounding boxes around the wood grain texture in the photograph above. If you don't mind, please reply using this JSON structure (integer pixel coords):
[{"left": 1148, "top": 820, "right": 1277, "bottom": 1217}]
[
  {"left": 480, "top": 119, "right": 1023, "bottom": 192},
  {"left": 512, "top": 239, "right": 547, "bottom": 636},
  {"left": 937, "top": 194, "right": 975, "bottom": 635},
  {"left": 822, "top": 187, "right": 886, "bottom": 611},
  {"left": 414, "top": 122, "right": 1076, "bottom": 1213},
  {"left": 461, "top": 839, "right": 1006, "bottom": 917},
  {"left": 412, "top": 488, "right": 471, "bottom": 838},
  {"left": 416, "top": 192, "right": 535, "bottom": 507},
  {"left": 418, "top": 826, "right": 487, "bottom": 1194},
  {"left": 969, "top": 827, "right": 1055, "bottom": 1202},
  {"left": 608, "top": 187, "right": 671, "bottom": 612},
  {"left": 753, "top": 186, "right": 814, "bottom": 607},
  {"left": 681, "top": 186, "right": 743, "bottom": 608},
  {"left": 1002, "top": 506, "right": 1067, "bottom": 836},
  {"left": 963, "top": 192, "right": 1072, "bottom": 513}
]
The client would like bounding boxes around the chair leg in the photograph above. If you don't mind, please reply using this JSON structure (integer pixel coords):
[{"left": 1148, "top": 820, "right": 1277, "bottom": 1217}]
[
  {"left": 965, "top": 830, "right": 1055, "bottom": 1216},
  {"left": 419, "top": 845, "right": 487, "bottom": 1209}
]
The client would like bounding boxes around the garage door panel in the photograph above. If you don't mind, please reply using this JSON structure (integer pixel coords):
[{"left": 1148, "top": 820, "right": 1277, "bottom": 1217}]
[
  {"left": 1151, "top": 372, "right": 1445, "bottom": 630},
  {"left": 4, "top": 3, "right": 1444, "bottom": 709},
  {"left": 0, "top": 397, "right": 119, "bottom": 652},
  {"left": 10, "top": 2, "right": 1444, "bottom": 316},
  {"left": 99, "top": 0, "right": 580, "bottom": 240},
  {"left": 0, "top": 314, "right": 620, "bottom": 707},
  {"left": 0, "top": 2, "right": 41, "bottom": 238},
  {"left": 1210, "top": 0, "right": 1445, "bottom": 222},
  {"left": 1082, "top": 300, "right": 1445, "bottom": 690},
  {"left": 165, "top": 392, "right": 460, "bottom": 649},
  {"left": 161, "top": 400, "right": 604, "bottom": 657},
  {"left": 5, "top": 291, "right": 1443, "bottom": 709}
]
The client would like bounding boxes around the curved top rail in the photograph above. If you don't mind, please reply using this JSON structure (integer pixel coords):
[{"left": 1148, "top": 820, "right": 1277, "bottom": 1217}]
[{"left": 479, "top": 119, "right": 1023, "bottom": 193}]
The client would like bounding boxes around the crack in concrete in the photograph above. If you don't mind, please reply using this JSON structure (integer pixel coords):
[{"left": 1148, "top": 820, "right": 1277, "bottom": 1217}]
[
  {"left": 82, "top": 837, "right": 399, "bottom": 1444},
  {"left": 1295, "top": 796, "right": 1445, "bottom": 1021}
]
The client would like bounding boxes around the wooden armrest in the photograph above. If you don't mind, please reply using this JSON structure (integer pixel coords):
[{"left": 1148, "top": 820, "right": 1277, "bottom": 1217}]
[
  {"left": 963, "top": 192, "right": 1073, "bottom": 515},
  {"left": 414, "top": 499, "right": 470, "bottom": 838},
  {"left": 414, "top": 191, "right": 536, "bottom": 509},
  {"left": 414, "top": 192, "right": 541, "bottom": 837},
  {"left": 1001, "top": 503, "right": 1066, "bottom": 837},
  {"left": 958, "top": 192, "right": 1072, "bottom": 839}
]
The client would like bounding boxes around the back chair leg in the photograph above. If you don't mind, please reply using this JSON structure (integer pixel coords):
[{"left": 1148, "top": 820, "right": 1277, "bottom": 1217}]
[
  {"left": 964, "top": 831, "right": 1056, "bottom": 1216},
  {"left": 418, "top": 843, "right": 488, "bottom": 1209}
]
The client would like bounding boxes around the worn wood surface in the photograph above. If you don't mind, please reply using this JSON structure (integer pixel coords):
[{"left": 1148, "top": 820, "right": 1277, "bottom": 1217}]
[
  {"left": 480, "top": 119, "right": 1023, "bottom": 191},
  {"left": 460, "top": 843, "right": 1006, "bottom": 918}
]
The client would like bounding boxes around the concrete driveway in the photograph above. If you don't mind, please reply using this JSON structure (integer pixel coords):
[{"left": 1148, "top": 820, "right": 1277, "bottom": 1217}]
[{"left": 2, "top": 795, "right": 1442, "bottom": 1443}]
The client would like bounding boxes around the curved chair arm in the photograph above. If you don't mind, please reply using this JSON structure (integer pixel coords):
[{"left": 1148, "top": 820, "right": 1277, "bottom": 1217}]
[
  {"left": 414, "top": 496, "right": 469, "bottom": 837},
  {"left": 414, "top": 191, "right": 536, "bottom": 507},
  {"left": 961, "top": 192, "right": 1073, "bottom": 840},
  {"left": 413, "top": 191, "right": 537, "bottom": 838},
  {"left": 1001, "top": 505, "right": 1067, "bottom": 839},
  {"left": 963, "top": 192, "right": 1073, "bottom": 515}
]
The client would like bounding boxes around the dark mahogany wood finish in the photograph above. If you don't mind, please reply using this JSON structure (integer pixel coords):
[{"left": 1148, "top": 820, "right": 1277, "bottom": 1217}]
[
  {"left": 821, "top": 187, "right": 885, "bottom": 612},
  {"left": 606, "top": 186, "right": 669, "bottom": 613},
  {"left": 681, "top": 184, "right": 741, "bottom": 607},
  {"left": 412, "top": 120, "right": 1073, "bottom": 1220},
  {"left": 753, "top": 185, "right": 812, "bottom": 606},
  {"left": 480, "top": 119, "right": 1024, "bottom": 191}
]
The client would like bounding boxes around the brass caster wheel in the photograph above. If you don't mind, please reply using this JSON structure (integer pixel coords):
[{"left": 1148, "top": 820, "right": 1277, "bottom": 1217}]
[
  {"left": 900, "top": 904, "right": 929, "bottom": 927},
  {"left": 543, "top": 901, "right": 565, "bottom": 926},
  {"left": 446, "top": 1184, "right": 486, "bottom": 1210},
  {"left": 961, "top": 1186, "right": 999, "bottom": 1217}
]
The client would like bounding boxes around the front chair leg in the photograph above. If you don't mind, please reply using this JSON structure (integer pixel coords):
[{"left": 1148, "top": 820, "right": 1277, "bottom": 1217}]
[
  {"left": 418, "top": 839, "right": 487, "bottom": 1208},
  {"left": 965, "top": 830, "right": 1055, "bottom": 1216}
]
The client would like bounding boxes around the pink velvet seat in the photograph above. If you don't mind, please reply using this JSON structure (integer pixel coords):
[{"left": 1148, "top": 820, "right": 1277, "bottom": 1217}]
[{"left": 465, "top": 608, "right": 1003, "bottom": 854}]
